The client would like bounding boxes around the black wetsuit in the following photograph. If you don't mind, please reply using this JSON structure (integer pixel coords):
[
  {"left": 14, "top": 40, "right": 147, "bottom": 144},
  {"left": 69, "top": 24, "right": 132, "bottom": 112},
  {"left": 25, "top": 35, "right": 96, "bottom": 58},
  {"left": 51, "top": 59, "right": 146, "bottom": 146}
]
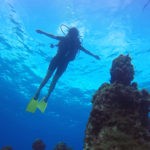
[{"left": 48, "top": 36, "right": 81, "bottom": 77}]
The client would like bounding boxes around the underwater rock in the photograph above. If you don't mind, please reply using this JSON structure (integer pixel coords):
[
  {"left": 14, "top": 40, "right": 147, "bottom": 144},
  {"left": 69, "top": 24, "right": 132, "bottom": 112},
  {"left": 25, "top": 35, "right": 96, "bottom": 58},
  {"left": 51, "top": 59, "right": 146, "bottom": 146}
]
[
  {"left": 53, "top": 142, "right": 72, "bottom": 150},
  {"left": 84, "top": 55, "right": 150, "bottom": 150},
  {"left": 32, "top": 139, "right": 46, "bottom": 150},
  {"left": 110, "top": 54, "right": 134, "bottom": 86},
  {"left": 1, "top": 146, "right": 12, "bottom": 150}
]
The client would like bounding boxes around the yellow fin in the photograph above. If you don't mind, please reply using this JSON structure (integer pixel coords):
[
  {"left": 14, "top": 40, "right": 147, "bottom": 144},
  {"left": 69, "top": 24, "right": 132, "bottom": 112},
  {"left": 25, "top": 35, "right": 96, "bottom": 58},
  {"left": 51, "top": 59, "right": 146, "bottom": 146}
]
[
  {"left": 26, "top": 98, "right": 38, "bottom": 113},
  {"left": 37, "top": 98, "right": 47, "bottom": 113}
]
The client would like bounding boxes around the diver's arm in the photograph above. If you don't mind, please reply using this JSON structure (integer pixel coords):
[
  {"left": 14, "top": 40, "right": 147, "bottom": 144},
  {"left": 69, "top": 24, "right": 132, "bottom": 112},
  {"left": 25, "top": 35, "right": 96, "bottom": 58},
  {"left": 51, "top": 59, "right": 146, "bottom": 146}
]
[
  {"left": 36, "top": 29, "right": 63, "bottom": 40},
  {"left": 80, "top": 46, "right": 100, "bottom": 60}
]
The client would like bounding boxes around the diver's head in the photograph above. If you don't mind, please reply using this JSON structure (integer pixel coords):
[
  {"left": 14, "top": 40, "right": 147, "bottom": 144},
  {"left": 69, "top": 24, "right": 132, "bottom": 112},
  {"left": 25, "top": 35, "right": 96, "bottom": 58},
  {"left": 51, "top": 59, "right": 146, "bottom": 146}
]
[{"left": 67, "top": 27, "right": 79, "bottom": 38}]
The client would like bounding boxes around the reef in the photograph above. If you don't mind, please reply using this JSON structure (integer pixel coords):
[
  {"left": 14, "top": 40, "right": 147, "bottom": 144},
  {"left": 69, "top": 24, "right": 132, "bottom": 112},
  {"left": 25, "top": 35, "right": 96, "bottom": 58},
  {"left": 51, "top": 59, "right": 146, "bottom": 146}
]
[
  {"left": 32, "top": 139, "right": 46, "bottom": 150},
  {"left": 53, "top": 142, "right": 72, "bottom": 150},
  {"left": 84, "top": 55, "right": 150, "bottom": 150},
  {"left": 1, "top": 146, "right": 12, "bottom": 150},
  {"left": 110, "top": 54, "right": 134, "bottom": 85}
]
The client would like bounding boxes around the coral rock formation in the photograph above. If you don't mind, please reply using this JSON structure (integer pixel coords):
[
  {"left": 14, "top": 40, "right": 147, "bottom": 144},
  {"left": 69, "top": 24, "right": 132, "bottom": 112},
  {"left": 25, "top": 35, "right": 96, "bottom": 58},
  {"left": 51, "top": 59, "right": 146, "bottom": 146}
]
[
  {"left": 110, "top": 54, "right": 134, "bottom": 85},
  {"left": 54, "top": 142, "right": 72, "bottom": 150},
  {"left": 32, "top": 139, "right": 46, "bottom": 150},
  {"left": 1, "top": 146, "right": 12, "bottom": 150},
  {"left": 84, "top": 55, "right": 150, "bottom": 150}
]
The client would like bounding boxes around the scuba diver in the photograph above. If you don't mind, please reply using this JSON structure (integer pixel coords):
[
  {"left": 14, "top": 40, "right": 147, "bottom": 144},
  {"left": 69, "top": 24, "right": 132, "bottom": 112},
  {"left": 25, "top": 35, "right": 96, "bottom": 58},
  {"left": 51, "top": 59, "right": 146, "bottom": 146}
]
[{"left": 26, "top": 26, "right": 100, "bottom": 113}]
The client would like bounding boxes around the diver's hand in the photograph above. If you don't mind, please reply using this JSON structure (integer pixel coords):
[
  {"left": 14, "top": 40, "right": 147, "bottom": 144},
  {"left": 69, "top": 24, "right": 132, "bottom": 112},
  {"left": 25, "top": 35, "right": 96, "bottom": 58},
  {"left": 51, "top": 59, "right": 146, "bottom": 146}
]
[
  {"left": 36, "top": 29, "right": 44, "bottom": 34},
  {"left": 94, "top": 55, "right": 100, "bottom": 60}
]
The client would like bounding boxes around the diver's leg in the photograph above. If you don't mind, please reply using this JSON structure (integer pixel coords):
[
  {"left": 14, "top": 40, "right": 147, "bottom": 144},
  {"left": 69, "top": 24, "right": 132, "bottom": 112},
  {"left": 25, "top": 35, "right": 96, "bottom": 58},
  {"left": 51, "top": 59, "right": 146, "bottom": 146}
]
[
  {"left": 34, "top": 69, "right": 53, "bottom": 100},
  {"left": 26, "top": 69, "right": 54, "bottom": 113},
  {"left": 34, "top": 58, "right": 57, "bottom": 100},
  {"left": 44, "top": 73, "right": 61, "bottom": 102},
  {"left": 37, "top": 73, "right": 60, "bottom": 113},
  {"left": 44, "top": 62, "right": 69, "bottom": 102}
]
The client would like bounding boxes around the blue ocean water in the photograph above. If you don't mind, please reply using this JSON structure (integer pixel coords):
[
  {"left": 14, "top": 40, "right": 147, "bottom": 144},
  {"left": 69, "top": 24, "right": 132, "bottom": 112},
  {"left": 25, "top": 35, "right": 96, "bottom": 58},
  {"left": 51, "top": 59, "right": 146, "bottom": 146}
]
[{"left": 0, "top": 0, "right": 150, "bottom": 149}]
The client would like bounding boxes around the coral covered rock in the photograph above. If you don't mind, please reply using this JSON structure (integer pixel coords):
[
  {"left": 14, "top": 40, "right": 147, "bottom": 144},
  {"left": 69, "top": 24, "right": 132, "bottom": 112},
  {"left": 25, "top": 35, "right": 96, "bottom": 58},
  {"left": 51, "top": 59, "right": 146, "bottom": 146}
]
[
  {"left": 1, "top": 146, "right": 12, "bottom": 150},
  {"left": 32, "top": 139, "right": 46, "bottom": 150},
  {"left": 84, "top": 55, "right": 150, "bottom": 150},
  {"left": 53, "top": 142, "right": 72, "bottom": 150},
  {"left": 110, "top": 55, "right": 134, "bottom": 85}
]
